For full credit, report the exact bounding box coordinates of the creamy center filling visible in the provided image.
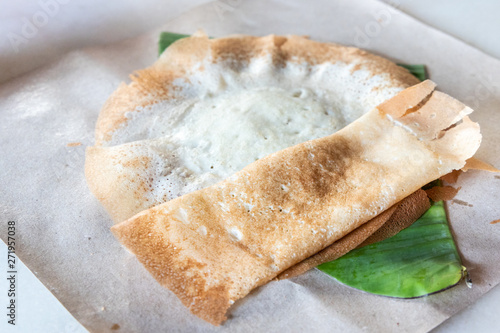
[169,86,345,175]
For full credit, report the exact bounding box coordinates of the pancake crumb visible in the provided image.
[452,199,473,207]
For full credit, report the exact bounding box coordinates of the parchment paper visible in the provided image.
[1,0,499,332]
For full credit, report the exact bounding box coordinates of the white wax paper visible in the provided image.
[1,0,499,332]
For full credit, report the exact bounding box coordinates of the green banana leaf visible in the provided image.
[158,32,190,56]
[318,202,465,298]
[157,32,465,298]
[399,64,427,82]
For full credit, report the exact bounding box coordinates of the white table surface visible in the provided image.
[1,0,499,332]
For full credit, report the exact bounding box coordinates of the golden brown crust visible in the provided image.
[111,81,480,325]
[424,185,460,202]
[111,211,233,325]
[94,32,419,146]
[441,170,462,184]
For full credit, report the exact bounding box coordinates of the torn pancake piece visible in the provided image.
[111,80,481,325]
